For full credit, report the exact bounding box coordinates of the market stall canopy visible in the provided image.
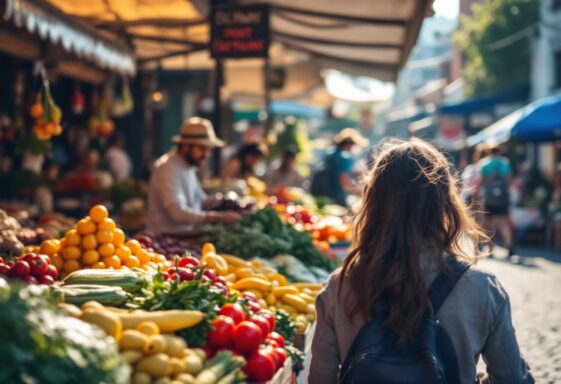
[43,0,432,82]
[2,0,135,75]
[467,93,561,147]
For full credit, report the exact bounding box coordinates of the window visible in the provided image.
[555,50,561,89]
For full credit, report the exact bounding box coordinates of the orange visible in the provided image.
[115,245,131,262]
[96,230,114,244]
[124,255,140,268]
[50,254,64,271]
[65,229,81,246]
[112,228,125,247]
[98,218,116,232]
[40,239,60,256]
[98,243,116,258]
[77,218,96,235]
[89,205,109,223]
[202,243,216,255]
[63,259,80,273]
[92,261,107,269]
[136,249,151,265]
[125,239,142,254]
[102,255,121,268]
[81,234,98,250]
[82,249,100,265]
[153,254,167,264]
[62,246,81,260]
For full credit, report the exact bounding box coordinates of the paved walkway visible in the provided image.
[478,246,561,383]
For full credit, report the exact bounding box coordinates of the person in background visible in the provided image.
[267,147,303,191]
[106,132,132,182]
[477,146,515,259]
[147,117,241,234]
[34,160,59,214]
[461,148,482,207]
[220,142,267,181]
[311,128,368,207]
[309,138,533,384]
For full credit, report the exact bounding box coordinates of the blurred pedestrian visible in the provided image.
[461,148,482,207]
[267,147,303,191]
[220,142,267,181]
[310,138,533,384]
[477,146,514,259]
[106,132,132,182]
[310,128,368,206]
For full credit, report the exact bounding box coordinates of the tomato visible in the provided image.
[178,256,200,268]
[203,268,216,281]
[246,300,261,314]
[45,264,59,280]
[38,275,55,285]
[265,332,285,348]
[264,346,281,371]
[0,264,10,275]
[257,310,276,332]
[251,316,271,341]
[275,347,287,366]
[23,274,38,284]
[39,254,51,265]
[211,282,227,294]
[232,321,263,353]
[177,267,195,282]
[242,291,258,302]
[19,253,36,263]
[219,303,246,324]
[0,257,4,264]
[162,271,170,280]
[11,260,30,278]
[29,257,48,277]
[207,315,236,348]
[214,276,227,286]
[243,349,276,382]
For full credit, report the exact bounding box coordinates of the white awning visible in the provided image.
[466,108,524,147]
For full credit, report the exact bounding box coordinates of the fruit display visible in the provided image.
[0,253,58,285]
[0,280,129,383]
[39,205,170,278]
[88,95,115,138]
[0,209,24,256]
[30,82,63,141]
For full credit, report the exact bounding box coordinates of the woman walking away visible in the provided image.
[309,138,533,384]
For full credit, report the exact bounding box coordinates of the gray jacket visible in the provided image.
[309,256,534,384]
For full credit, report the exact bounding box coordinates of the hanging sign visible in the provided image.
[211,5,270,59]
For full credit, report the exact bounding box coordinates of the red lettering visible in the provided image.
[223,27,253,39]
[213,41,231,52]
[232,40,264,52]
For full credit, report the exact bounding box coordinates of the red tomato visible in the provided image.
[19,253,36,264]
[203,268,217,281]
[257,310,276,332]
[162,271,170,280]
[219,303,246,324]
[23,275,38,284]
[242,291,258,302]
[0,256,4,264]
[29,257,48,277]
[39,254,51,265]
[266,339,280,349]
[232,321,263,353]
[275,347,287,366]
[11,260,30,278]
[214,276,227,285]
[251,316,271,341]
[246,300,261,314]
[243,349,276,382]
[38,275,55,285]
[265,332,286,348]
[45,264,58,280]
[207,315,236,348]
[0,264,10,275]
[178,256,199,268]
[177,268,195,282]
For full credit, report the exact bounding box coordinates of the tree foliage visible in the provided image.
[454,0,539,97]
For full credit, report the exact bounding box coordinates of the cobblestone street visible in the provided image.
[478,247,561,383]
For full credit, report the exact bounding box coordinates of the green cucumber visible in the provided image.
[63,269,145,293]
[54,284,129,307]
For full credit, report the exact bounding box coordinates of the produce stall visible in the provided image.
[0,201,337,383]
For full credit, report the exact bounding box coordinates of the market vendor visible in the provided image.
[220,142,268,181]
[146,117,242,234]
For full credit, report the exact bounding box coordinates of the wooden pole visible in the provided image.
[264,57,272,139]
[213,59,224,177]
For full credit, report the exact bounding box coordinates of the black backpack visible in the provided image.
[338,257,469,384]
[310,153,335,199]
[483,166,509,208]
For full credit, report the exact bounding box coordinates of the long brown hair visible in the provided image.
[339,138,488,345]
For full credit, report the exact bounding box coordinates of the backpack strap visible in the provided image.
[428,257,470,315]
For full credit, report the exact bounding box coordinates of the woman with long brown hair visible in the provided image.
[309,139,533,383]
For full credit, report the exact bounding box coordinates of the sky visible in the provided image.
[433,0,460,19]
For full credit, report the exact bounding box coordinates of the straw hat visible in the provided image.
[334,128,369,148]
[172,117,225,147]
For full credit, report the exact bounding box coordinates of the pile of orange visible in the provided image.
[39,205,169,278]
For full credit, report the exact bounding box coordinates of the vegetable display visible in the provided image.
[201,206,337,273]
[0,252,58,285]
[0,279,128,383]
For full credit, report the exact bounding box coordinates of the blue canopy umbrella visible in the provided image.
[511,94,561,142]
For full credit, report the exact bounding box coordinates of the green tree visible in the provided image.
[455,0,539,97]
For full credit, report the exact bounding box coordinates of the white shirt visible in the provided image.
[146,149,207,234]
[461,163,480,199]
[106,147,132,182]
